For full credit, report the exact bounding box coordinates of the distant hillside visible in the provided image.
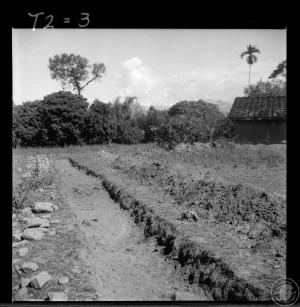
[144,100,233,115]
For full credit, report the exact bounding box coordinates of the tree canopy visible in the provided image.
[49,53,106,95]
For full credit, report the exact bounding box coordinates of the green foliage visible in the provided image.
[240,44,260,65]
[143,106,168,142]
[160,100,225,147]
[37,91,89,146]
[114,121,144,144]
[84,99,117,144]
[13,100,43,147]
[212,117,235,141]
[49,53,106,95]
[269,60,286,80]
[244,79,286,97]
[156,115,211,149]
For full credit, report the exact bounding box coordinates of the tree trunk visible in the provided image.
[248,64,251,92]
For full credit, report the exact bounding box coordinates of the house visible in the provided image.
[228,96,286,144]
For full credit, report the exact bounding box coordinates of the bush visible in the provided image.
[212,117,235,141]
[114,122,144,144]
[83,100,117,144]
[156,115,211,149]
[37,91,89,146]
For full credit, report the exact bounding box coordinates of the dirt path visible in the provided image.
[56,159,208,301]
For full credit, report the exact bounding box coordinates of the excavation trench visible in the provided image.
[68,157,270,301]
[57,159,207,301]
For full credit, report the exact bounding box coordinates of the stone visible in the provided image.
[14,287,28,301]
[40,219,50,228]
[13,240,29,248]
[17,247,28,257]
[26,217,44,228]
[21,262,39,273]
[13,259,21,265]
[41,214,51,219]
[58,276,69,284]
[46,292,68,301]
[39,228,49,233]
[38,188,45,192]
[12,213,16,219]
[13,221,18,227]
[21,207,34,218]
[51,219,60,224]
[32,202,55,213]
[30,271,52,289]
[52,205,59,211]
[13,231,23,242]
[22,228,44,241]
[19,278,31,288]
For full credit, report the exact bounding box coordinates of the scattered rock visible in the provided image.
[13,240,29,248]
[32,202,56,213]
[14,287,28,301]
[46,292,68,301]
[22,228,44,241]
[58,276,69,284]
[41,214,51,219]
[26,217,44,228]
[21,262,39,273]
[38,188,45,193]
[13,231,23,242]
[51,219,60,224]
[13,259,21,265]
[21,207,34,218]
[30,271,52,289]
[39,228,49,233]
[17,247,29,257]
[40,219,50,228]
[19,278,31,288]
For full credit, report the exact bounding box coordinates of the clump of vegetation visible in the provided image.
[13,157,55,211]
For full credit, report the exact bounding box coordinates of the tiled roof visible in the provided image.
[228,96,286,120]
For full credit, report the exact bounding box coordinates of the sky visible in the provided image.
[13,29,286,108]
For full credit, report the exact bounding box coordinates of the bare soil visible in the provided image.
[69,148,286,299]
[55,159,208,301]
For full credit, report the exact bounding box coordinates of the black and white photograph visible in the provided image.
[12,27,289,303]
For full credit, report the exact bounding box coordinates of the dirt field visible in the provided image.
[12,143,286,301]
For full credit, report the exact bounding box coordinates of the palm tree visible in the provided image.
[240,44,260,91]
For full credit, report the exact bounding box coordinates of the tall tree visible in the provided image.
[49,53,106,96]
[240,44,260,91]
[269,60,286,80]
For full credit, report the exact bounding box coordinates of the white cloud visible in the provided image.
[116,58,273,108]
[116,57,158,97]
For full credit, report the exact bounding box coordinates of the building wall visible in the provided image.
[233,119,286,144]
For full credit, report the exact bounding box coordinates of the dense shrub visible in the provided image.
[13,100,43,147]
[37,91,89,146]
[143,106,168,142]
[212,117,235,141]
[114,121,144,144]
[84,99,117,144]
[156,115,211,149]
